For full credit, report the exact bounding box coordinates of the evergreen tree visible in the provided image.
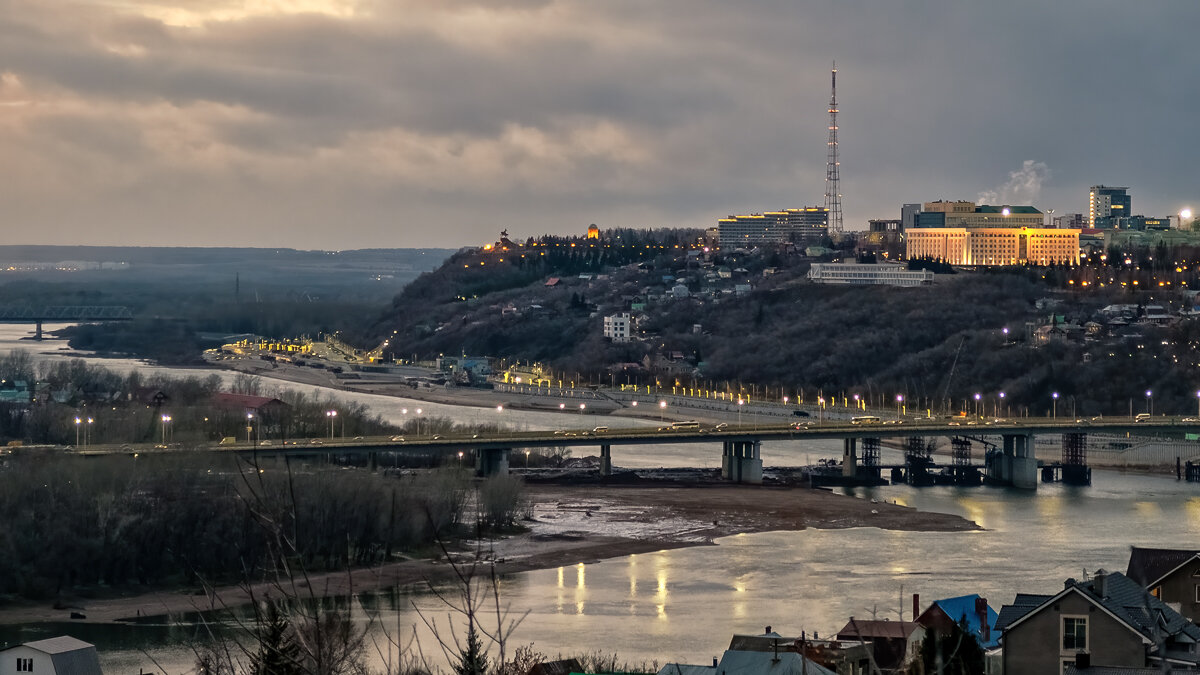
[251,599,303,675]
[454,623,490,675]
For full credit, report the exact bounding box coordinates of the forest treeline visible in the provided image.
[0,453,526,601]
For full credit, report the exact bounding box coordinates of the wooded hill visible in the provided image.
[365,232,1200,417]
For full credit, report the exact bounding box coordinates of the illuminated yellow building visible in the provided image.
[907,227,1080,266]
[587,224,600,240]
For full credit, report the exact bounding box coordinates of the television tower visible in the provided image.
[824,62,843,233]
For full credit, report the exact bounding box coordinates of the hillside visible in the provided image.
[365,233,1200,417]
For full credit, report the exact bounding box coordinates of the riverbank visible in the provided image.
[0,482,977,626]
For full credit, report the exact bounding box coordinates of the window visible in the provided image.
[1195,584,1200,603]
[16,657,34,672]
[1063,616,1088,651]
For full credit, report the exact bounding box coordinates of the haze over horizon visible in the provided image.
[2,0,1197,249]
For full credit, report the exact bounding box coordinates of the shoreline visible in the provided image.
[0,483,978,627]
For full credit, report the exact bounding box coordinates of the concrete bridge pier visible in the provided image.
[990,433,1037,489]
[599,444,612,476]
[842,438,858,478]
[721,440,762,484]
[475,447,510,477]
[34,320,43,341]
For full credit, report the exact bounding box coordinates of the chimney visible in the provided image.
[765,626,772,635]
[976,597,990,643]
[912,593,920,621]
[712,657,718,668]
[1075,651,1090,669]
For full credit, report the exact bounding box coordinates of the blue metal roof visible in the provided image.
[930,594,1000,649]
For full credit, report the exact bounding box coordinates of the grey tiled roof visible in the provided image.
[1126,547,1199,587]
[993,593,1051,633]
[996,572,1200,661]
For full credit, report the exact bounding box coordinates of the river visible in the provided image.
[1,325,1198,673]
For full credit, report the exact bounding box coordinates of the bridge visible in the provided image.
[72,416,1200,490]
[0,305,134,339]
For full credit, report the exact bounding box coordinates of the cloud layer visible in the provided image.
[0,0,1197,248]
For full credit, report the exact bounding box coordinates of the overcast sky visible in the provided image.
[1,0,1197,249]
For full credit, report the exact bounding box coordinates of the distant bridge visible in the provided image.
[0,305,134,338]
[71,416,1200,490]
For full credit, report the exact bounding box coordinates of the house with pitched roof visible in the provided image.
[995,571,1200,675]
[835,620,924,673]
[916,594,1000,650]
[1126,546,1200,624]
[658,630,837,675]
[0,636,103,675]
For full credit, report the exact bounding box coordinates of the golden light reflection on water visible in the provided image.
[655,555,669,620]
[575,563,587,615]
[955,497,988,530]
[1187,498,1200,527]
[1134,501,1162,519]
[1036,494,1063,518]
[733,578,747,619]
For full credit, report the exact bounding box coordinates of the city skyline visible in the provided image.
[1,0,1197,249]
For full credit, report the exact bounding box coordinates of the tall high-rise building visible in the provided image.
[1088,185,1131,228]
[901,204,921,231]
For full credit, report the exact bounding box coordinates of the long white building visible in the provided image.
[807,263,934,287]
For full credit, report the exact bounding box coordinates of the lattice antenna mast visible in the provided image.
[824,62,843,233]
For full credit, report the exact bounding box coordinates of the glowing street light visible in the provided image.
[998,391,1006,418]
[974,393,982,418]
[1195,390,1200,417]
[1145,390,1153,417]
[326,409,337,438]
[416,408,423,437]
[86,417,94,447]
[737,398,744,426]
[524,449,531,468]
[659,400,666,423]
[895,394,904,420]
[74,416,82,447]
[1051,392,1059,419]
[161,414,172,445]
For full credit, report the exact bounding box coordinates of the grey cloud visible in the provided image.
[0,0,1198,248]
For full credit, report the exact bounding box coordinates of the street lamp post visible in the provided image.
[87,417,94,447]
[1051,392,1059,419]
[416,408,423,437]
[737,398,744,426]
[161,414,172,445]
[1195,391,1200,417]
[326,410,337,439]
[525,449,530,468]
[973,393,981,418]
[75,416,81,447]
[659,400,666,423]
[895,394,904,421]
[1146,390,1153,417]
[998,392,1006,418]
